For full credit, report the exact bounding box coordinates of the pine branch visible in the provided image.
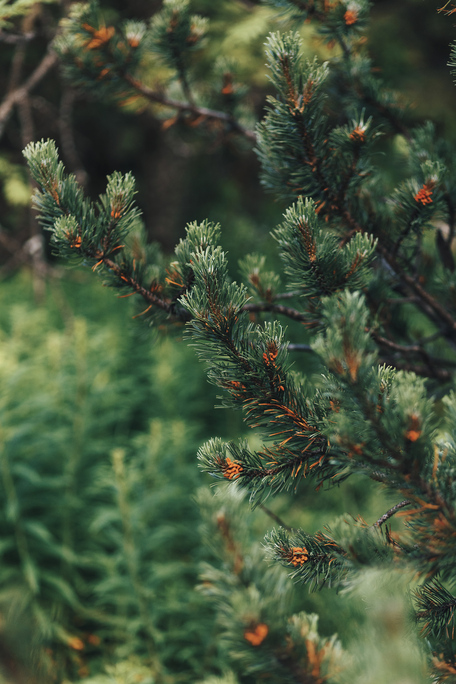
[266,526,348,589]
[325,203,456,344]
[259,35,453,345]
[101,256,173,315]
[342,220,456,340]
[124,74,257,142]
[415,579,456,639]
[357,89,412,141]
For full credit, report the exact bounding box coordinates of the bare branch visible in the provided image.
[0,50,59,141]
[381,361,451,383]
[258,504,293,531]
[272,290,303,300]
[0,30,36,44]
[242,301,307,321]
[376,244,456,337]
[373,332,456,365]
[287,343,313,352]
[58,87,88,186]
[124,74,257,143]
[374,500,411,527]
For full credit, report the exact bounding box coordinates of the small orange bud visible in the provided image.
[85,25,115,50]
[344,10,358,25]
[405,414,422,442]
[223,456,243,480]
[221,73,234,96]
[87,634,101,646]
[406,430,421,442]
[68,637,84,651]
[244,623,268,646]
[414,183,434,205]
[290,546,309,566]
[67,233,82,249]
[350,126,365,143]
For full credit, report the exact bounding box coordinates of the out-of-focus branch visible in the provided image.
[0,30,37,44]
[58,87,88,186]
[124,74,257,143]
[0,50,59,141]
[374,500,411,527]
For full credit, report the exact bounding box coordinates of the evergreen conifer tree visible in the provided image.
[21,0,456,681]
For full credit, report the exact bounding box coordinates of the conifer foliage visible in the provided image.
[22,0,456,681]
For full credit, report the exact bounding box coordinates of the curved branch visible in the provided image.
[384,361,451,382]
[376,243,456,336]
[0,49,58,141]
[124,74,257,143]
[374,500,411,527]
[373,331,456,381]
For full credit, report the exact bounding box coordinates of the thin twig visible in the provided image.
[287,343,313,352]
[380,244,456,335]
[337,34,350,60]
[362,93,412,142]
[374,500,411,527]
[242,301,307,321]
[59,87,88,186]
[419,330,449,345]
[0,30,36,44]
[124,74,257,142]
[258,503,293,531]
[272,290,302,300]
[385,296,420,305]
[373,332,440,359]
[381,361,451,382]
[18,96,34,147]
[373,331,456,381]
[0,50,59,141]
[344,226,456,338]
